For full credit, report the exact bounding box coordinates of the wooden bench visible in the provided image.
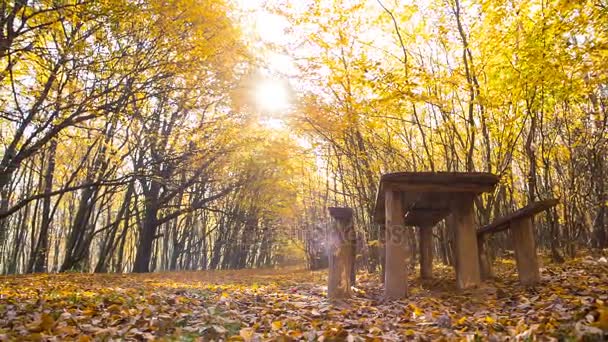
[476,198,558,285]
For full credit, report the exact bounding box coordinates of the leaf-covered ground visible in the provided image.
[1,257,607,341]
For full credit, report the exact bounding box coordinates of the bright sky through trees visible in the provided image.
[234,0,294,117]
[255,79,291,112]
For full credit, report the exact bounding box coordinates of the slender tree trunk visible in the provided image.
[29,140,58,273]
[592,149,607,249]
[133,184,160,272]
[94,183,134,273]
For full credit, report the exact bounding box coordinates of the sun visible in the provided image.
[255,79,290,112]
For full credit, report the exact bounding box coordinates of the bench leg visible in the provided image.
[477,234,493,280]
[384,190,409,299]
[419,226,433,279]
[511,217,540,285]
[451,196,481,290]
[327,215,354,299]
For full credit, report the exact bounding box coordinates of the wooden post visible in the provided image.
[510,217,540,285]
[384,190,409,299]
[379,224,386,284]
[444,214,456,267]
[477,234,493,280]
[419,226,433,279]
[451,195,481,289]
[327,207,354,299]
[350,229,357,286]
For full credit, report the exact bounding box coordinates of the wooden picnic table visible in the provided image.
[373,172,499,299]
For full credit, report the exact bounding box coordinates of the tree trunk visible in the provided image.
[133,199,159,273]
[29,140,57,273]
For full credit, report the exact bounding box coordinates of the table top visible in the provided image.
[373,172,499,226]
[328,207,353,220]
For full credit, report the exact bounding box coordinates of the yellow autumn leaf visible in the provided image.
[369,326,382,335]
[271,320,283,331]
[409,304,423,317]
[82,309,96,316]
[289,330,303,338]
[40,314,55,331]
[593,307,608,331]
[240,327,255,341]
[55,325,78,335]
[107,304,121,313]
[27,313,55,333]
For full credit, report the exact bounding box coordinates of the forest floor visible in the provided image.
[1,256,607,341]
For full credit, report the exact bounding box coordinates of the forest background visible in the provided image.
[0,0,606,276]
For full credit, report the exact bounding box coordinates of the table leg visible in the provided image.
[385,190,409,299]
[511,217,540,285]
[419,226,433,279]
[477,234,493,280]
[379,224,386,284]
[451,195,481,289]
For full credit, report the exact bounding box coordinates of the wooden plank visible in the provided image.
[419,226,433,279]
[382,172,500,187]
[327,207,355,299]
[385,181,496,194]
[451,195,481,289]
[511,217,541,285]
[384,190,410,299]
[328,207,354,220]
[404,208,451,227]
[477,199,558,235]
